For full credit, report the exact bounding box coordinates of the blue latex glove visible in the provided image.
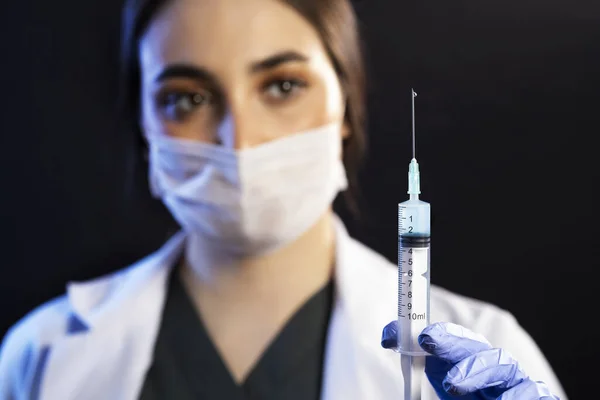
[381,321,560,399]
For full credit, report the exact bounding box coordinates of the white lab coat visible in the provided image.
[0,217,567,400]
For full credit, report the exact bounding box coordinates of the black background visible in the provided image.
[1,0,598,398]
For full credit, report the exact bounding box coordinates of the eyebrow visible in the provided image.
[154,64,220,85]
[249,50,308,73]
[153,50,309,84]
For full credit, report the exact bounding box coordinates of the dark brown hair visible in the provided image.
[119,0,367,215]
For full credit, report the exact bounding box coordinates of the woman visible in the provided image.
[0,0,567,399]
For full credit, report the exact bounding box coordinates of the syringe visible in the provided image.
[397,89,431,400]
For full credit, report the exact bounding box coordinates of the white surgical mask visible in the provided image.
[145,123,348,257]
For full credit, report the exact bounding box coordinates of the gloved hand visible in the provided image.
[381,321,560,399]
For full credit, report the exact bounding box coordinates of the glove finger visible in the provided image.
[418,322,492,364]
[496,379,560,400]
[442,348,528,396]
[381,320,398,350]
[424,356,456,400]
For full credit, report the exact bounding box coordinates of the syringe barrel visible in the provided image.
[399,198,430,236]
[398,199,431,356]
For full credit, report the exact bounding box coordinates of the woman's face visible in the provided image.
[139,0,348,148]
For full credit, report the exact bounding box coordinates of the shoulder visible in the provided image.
[342,235,510,323]
[1,295,71,352]
[0,267,139,395]
[0,232,185,394]
[430,284,514,331]
[343,233,520,330]
[0,295,71,395]
[345,235,536,344]
[0,265,153,359]
[0,267,125,357]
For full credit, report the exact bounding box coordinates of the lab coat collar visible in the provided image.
[66,230,186,330]
[65,215,366,332]
[45,233,187,399]
[58,215,398,399]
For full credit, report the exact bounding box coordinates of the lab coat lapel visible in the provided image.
[35,216,406,400]
[38,233,186,400]
[322,217,403,400]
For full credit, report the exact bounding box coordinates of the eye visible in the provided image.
[262,79,307,102]
[158,91,212,121]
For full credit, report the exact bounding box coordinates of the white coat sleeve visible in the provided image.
[474,307,568,400]
[0,326,23,400]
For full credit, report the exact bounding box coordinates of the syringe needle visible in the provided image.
[412,89,417,159]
